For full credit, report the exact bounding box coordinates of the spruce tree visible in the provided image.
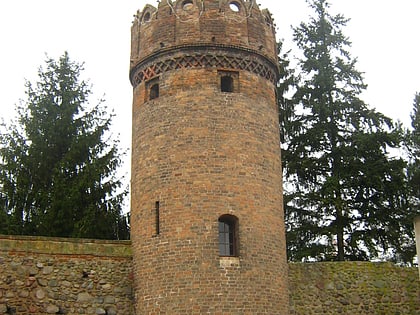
[407,93,420,213]
[405,93,420,263]
[0,52,128,239]
[279,0,411,262]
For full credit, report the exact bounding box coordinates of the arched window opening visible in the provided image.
[150,83,159,100]
[143,12,151,23]
[182,0,194,10]
[218,215,238,256]
[229,2,241,12]
[219,70,239,93]
[221,76,234,93]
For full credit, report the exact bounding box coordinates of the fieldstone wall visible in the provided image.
[289,262,420,314]
[0,235,133,315]
[2,235,420,314]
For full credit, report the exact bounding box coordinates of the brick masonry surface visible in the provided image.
[130,0,288,314]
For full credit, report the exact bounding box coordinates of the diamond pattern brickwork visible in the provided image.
[130,48,278,87]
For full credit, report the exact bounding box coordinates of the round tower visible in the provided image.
[129,0,288,313]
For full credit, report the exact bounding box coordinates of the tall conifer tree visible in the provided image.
[279,0,411,261]
[407,93,420,212]
[0,52,128,239]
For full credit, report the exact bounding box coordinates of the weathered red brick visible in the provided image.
[130,1,288,314]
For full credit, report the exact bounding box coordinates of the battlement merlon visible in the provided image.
[130,0,278,72]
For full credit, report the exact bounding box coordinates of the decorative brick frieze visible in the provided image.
[130,45,279,87]
[129,1,289,314]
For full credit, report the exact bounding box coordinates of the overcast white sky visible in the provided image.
[0,0,419,188]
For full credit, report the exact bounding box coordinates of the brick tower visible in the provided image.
[129,0,288,313]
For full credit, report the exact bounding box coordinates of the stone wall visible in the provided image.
[0,235,133,315]
[289,262,420,314]
[2,235,420,314]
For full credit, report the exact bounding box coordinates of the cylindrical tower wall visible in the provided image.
[130,1,288,313]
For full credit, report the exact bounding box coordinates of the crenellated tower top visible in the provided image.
[129,0,278,87]
[129,1,289,313]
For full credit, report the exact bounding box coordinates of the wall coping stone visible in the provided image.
[0,234,132,258]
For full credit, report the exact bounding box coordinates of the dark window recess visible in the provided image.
[218,215,238,256]
[221,76,234,93]
[182,0,194,10]
[143,12,151,23]
[150,83,159,100]
[155,201,160,235]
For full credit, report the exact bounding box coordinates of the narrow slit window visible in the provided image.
[218,215,238,256]
[155,201,160,235]
[221,76,234,93]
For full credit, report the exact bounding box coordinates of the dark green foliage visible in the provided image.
[0,52,128,239]
[279,0,413,262]
[404,93,420,252]
[407,93,420,205]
